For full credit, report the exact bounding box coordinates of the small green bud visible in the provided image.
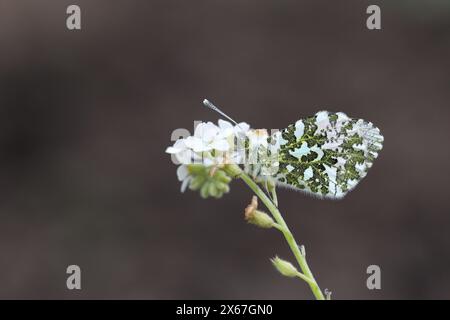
[189,176,205,190]
[200,183,210,198]
[215,182,230,193]
[270,256,299,278]
[186,165,232,199]
[215,170,232,184]
[246,210,275,228]
[244,196,275,228]
[223,164,242,178]
[208,182,218,197]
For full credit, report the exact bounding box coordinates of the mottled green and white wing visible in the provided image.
[269,111,383,199]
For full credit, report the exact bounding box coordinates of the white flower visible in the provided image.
[217,119,234,137]
[166,119,251,167]
[184,122,230,152]
[165,139,193,164]
[218,119,250,138]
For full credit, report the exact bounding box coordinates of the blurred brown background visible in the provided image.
[0,0,449,299]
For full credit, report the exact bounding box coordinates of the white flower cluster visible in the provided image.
[166,120,250,166]
[166,120,250,192]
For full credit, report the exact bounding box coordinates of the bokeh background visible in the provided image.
[1,0,450,299]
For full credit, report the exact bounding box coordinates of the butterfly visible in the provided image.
[204,100,384,199]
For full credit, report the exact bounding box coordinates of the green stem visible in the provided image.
[235,168,325,300]
[267,179,278,207]
[271,188,278,207]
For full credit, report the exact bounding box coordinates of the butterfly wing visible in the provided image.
[268,111,384,199]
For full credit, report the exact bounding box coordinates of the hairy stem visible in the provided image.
[267,179,278,207]
[232,167,325,300]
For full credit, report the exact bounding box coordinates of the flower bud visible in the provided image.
[246,210,275,229]
[244,196,275,228]
[270,256,299,278]
[186,165,232,199]
[223,164,242,177]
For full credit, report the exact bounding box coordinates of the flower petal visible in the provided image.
[210,139,230,151]
[180,176,191,193]
[194,122,219,142]
[165,146,180,154]
[185,137,211,152]
[235,122,250,135]
[176,165,189,181]
[176,150,195,164]
[218,119,233,130]
[165,139,187,154]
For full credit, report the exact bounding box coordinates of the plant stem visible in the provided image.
[237,170,325,300]
[267,180,278,207]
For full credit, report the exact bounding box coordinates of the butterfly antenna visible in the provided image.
[203,99,240,126]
